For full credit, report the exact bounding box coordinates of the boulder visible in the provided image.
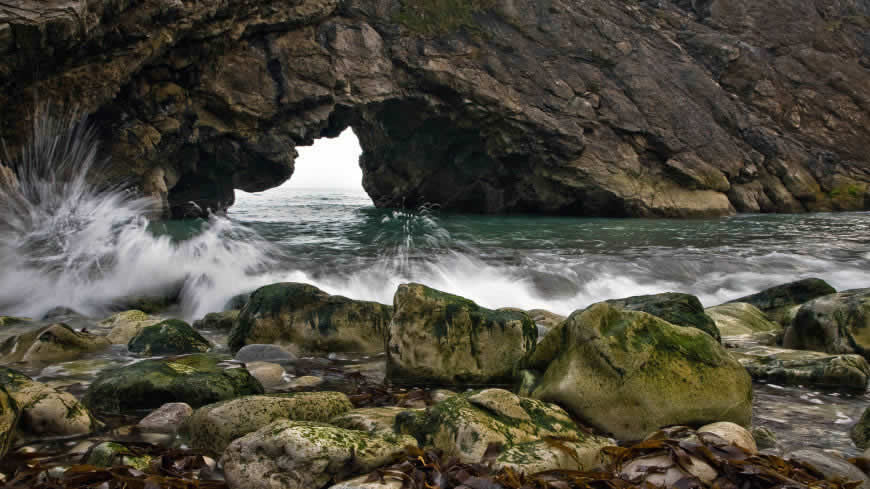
[222,420,416,489]
[526,309,566,329]
[0,367,97,437]
[705,302,781,337]
[128,319,212,355]
[728,278,837,324]
[229,283,393,355]
[193,310,239,331]
[246,361,286,388]
[787,449,869,489]
[101,310,161,344]
[184,392,353,455]
[330,407,413,434]
[606,292,721,341]
[0,385,19,460]
[83,354,263,414]
[137,402,193,434]
[783,289,870,359]
[387,284,537,385]
[0,323,110,364]
[698,422,757,454]
[529,303,752,440]
[732,345,870,390]
[851,407,870,450]
[397,388,611,464]
[234,344,297,363]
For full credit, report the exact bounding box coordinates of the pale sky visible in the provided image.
[284,129,364,189]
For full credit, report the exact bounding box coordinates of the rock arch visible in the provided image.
[1,0,868,218]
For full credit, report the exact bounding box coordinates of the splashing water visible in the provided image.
[0,111,278,320]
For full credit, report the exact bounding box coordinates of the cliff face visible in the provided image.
[0,0,868,218]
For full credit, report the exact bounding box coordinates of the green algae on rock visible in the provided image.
[83,354,263,414]
[529,303,752,440]
[728,278,837,325]
[396,388,609,464]
[222,420,416,489]
[0,366,97,437]
[783,288,870,359]
[0,323,110,364]
[128,319,212,355]
[193,310,239,331]
[330,406,416,434]
[229,282,393,355]
[184,391,354,455]
[732,345,870,390]
[86,441,153,471]
[102,310,161,344]
[605,292,721,342]
[387,284,537,385]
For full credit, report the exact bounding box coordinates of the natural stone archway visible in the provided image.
[0,0,868,218]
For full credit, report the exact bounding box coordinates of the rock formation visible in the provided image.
[0,0,868,217]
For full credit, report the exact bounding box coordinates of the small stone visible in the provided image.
[620,453,717,486]
[128,319,211,355]
[138,402,193,433]
[87,442,152,471]
[245,361,286,388]
[287,375,323,389]
[193,310,239,331]
[787,449,869,489]
[698,422,757,454]
[330,407,413,434]
[751,427,778,451]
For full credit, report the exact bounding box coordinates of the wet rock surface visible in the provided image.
[528,303,752,440]
[729,278,837,325]
[732,344,870,390]
[605,292,721,341]
[784,288,870,358]
[387,284,537,385]
[83,354,264,414]
[128,319,212,355]
[2,0,868,218]
[229,283,392,355]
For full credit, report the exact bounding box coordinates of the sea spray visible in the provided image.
[0,110,278,320]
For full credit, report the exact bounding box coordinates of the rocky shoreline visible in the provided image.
[1,277,870,488]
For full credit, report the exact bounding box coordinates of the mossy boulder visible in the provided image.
[529,303,752,440]
[330,407,415,434]
[0,366,97,437]
[222,420,416,489]
[851,407,870,450]
[229,283,393,355]
[387,284,537,385]
[732,345,870,390]
[0,385,19,460]
[396,388,610,464]
[728,278,836,325]
[101,310,160,344]
[605,292,721,342]
[184,391,353,455]
[128,319,211,355]
[83,354,264,414]
[193,310,239,331]
[783,289,870,359]
[705,302,781,337]
[0,323,110,364]
[86,441,152,470]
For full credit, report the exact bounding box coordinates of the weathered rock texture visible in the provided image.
[1,0,868,218]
